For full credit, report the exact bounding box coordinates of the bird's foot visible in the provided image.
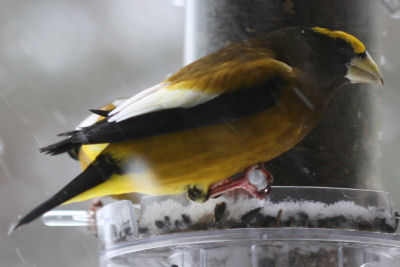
[209,164,273,200]
[88,198,104,237]
[187,185,209,202]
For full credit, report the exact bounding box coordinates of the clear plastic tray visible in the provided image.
[100,228,400,267]
[91,186,400,267]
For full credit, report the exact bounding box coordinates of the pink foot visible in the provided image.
[88,198,103,237]
[209,164,273,200]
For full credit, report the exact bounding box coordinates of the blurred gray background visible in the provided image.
[0,1,399,266]
[1,1,184,266]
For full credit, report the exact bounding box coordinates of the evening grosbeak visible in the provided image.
[12,26,383,231]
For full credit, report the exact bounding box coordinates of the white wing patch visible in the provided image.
[109,83,163,117]
[108,83,219,123]
[76,113,101,129]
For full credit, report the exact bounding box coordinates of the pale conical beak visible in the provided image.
[345,51,384,86]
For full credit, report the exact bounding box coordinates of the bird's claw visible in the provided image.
[209,164,273,200]
[88,198,103,237]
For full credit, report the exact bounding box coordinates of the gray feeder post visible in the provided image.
[184,0,381,189]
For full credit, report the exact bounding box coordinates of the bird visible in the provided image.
[11,26,383,232]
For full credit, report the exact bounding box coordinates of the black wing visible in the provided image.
[40,77,283,155]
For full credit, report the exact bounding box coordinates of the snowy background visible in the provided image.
[0,1,184,266]
[1,1,399,266]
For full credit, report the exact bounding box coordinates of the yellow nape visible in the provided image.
[312,27,366,54]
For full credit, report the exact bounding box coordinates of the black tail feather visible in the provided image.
[10,154,117,233]
[9,191,66,233]
[40,136,81,155]
[42,121,108,155]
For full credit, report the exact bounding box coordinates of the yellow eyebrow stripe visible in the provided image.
[312,27,366,54]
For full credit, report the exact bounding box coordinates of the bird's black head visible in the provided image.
[270,26,383,88]
[310,26,366,63]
